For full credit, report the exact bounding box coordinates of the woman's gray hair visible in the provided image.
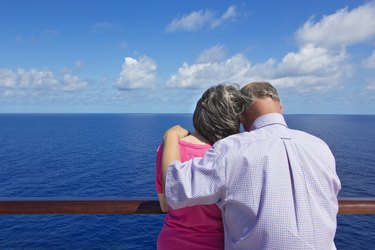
[193,84,249,144]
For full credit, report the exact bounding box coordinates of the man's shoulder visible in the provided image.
[213,132,262,152]
[288,128,328,145]
[213,126,329,148]
[212,132,247,149]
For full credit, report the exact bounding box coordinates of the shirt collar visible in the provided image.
[251,113,287,131]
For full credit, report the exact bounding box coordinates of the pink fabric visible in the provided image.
[155,140,224,250]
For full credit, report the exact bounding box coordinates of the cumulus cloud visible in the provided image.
[167,53,274,88]
[271,44,350,91]
[363,49,375,69]
[296,2,375,47]
[276,44,347,77]
[116,56,157,90]
[0,68,87,94]
[165,5,237,32]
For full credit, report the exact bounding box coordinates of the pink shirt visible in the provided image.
[155,140,224,250]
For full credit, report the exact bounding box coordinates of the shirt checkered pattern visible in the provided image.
[166,113,341,250]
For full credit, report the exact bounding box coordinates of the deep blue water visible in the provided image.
[0,114,374,249]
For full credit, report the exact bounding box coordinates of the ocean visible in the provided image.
[0,114,374,249]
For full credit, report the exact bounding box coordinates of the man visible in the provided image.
[162,82,341,249]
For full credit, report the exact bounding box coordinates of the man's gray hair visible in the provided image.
[193,84,248,144]
[241,81,280,106]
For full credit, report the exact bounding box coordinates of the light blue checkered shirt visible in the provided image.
[166,113,341,250]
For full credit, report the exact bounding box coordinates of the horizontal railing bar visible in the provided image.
[0,197,373,215]
[338,197,375,215]
[0,198,163,215]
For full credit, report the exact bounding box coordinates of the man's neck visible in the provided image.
[250,113,286,131]
[243,97,283,132]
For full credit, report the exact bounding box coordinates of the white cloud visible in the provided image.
[61,73,88,92]
[167,54,275,88]
[197,45,227,63]
[363,49,375,69]
[168,45,272,88]
[211,5,237,28]
[165,9,214,32]
[0,68,17,88]
[165,5,238,32]
[0,68,87,93]
[222,5,237,20]
[277,44,347,77]
[14,68,59,89]
[116,56,157,90]
[271,44,350,91]
[296,2,375,47]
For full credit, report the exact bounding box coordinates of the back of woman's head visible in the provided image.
[193,84,247,145]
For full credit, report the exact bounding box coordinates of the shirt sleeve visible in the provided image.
[165,146,226,210]
[155,144,163,194]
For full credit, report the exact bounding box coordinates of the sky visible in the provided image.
[1,0,375,114]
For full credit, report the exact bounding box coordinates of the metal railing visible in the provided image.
[0,197,374,215]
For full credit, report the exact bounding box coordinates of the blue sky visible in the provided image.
[1,0,375,114]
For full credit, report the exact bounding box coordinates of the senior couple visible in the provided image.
[155,82,341,250]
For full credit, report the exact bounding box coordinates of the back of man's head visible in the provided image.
[241,81,280,102]
[240,82,283,131]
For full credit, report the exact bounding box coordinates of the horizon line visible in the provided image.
[0,112,374,116]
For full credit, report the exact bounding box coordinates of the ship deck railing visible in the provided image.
[0,197,374,215]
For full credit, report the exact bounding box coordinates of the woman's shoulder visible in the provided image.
[179,136,211,149]
[181,134,205,143]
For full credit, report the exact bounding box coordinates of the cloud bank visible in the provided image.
[0,68,87,96]
[165,2,375,92]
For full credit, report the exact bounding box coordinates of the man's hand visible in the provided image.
[163,125,189,142]
[162,125,188,195]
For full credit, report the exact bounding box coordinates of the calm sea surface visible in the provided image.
[0,114,374,249]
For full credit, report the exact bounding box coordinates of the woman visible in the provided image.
[155,84,247,249]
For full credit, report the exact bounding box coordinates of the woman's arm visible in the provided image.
[162,125,189,194]
[155,145,169,213]
[157,193,168,212]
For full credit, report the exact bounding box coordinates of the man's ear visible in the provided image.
[240,113,246,125]
[280,102,284,113]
